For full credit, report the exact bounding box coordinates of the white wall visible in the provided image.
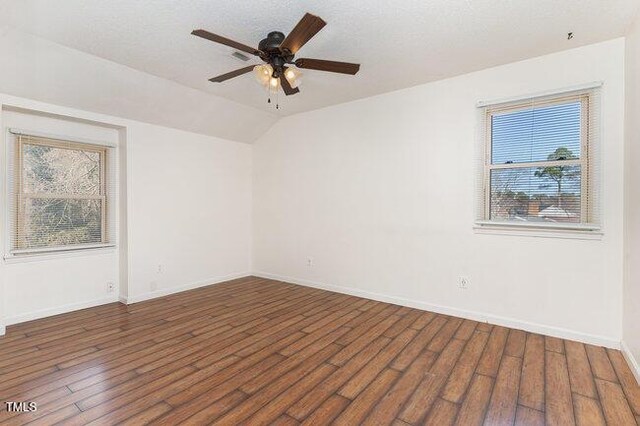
[253,39,626,347]
[0,93,252,328]
[125,122,252,302]
[624,15,640,380]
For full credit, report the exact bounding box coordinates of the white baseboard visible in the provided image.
[4,295,119,326]
[0,324,5,336]
[253,271,620,349]
[122,272,251,304]
[621,341,640,385]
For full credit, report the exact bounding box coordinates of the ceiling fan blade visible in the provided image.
[280,69,300,96]
[280,13,326,54]
[209,65,256,83]
[192,29,260,56]
[295,58,360,75]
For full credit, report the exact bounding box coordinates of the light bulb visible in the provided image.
[269,77,280,88]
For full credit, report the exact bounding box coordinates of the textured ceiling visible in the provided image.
[0,0,638,119]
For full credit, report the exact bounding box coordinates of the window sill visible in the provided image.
[473,221,603,240]
[4,244,116,263]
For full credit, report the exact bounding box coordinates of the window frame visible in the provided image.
[478,90,599,232]
[13,135,110,254]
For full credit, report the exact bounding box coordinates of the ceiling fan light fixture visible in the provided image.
[284,68,302,88]
[269,76,281,89]
[253,64,273,87]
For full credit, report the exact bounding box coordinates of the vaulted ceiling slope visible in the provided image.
[0,25,278,143]
[0,0,638,142]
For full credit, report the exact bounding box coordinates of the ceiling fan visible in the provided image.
[191,13,360,97]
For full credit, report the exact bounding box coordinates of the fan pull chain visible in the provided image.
[264,83,281,110]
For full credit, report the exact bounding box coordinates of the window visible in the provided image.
[9,133,115,254]
[477,87,600,231]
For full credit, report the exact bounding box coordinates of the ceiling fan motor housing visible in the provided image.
[259,31,285,52]
[258,31,294,77]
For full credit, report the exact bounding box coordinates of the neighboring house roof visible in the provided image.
[538,206,578,218]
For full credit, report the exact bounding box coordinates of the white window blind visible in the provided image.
[476,87,601,230]
[7,132,117,254]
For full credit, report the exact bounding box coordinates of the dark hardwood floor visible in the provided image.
[0,276,638,425]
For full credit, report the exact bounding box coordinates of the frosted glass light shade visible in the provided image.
[253,64,273,87]
[284,68,302,88]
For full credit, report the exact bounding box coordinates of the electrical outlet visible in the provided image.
[306,257,314,267]
[458,276,469,290]
[157,264,163,274]
[106,282,115,293]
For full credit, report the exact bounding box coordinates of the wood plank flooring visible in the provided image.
[0,276,638,425]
